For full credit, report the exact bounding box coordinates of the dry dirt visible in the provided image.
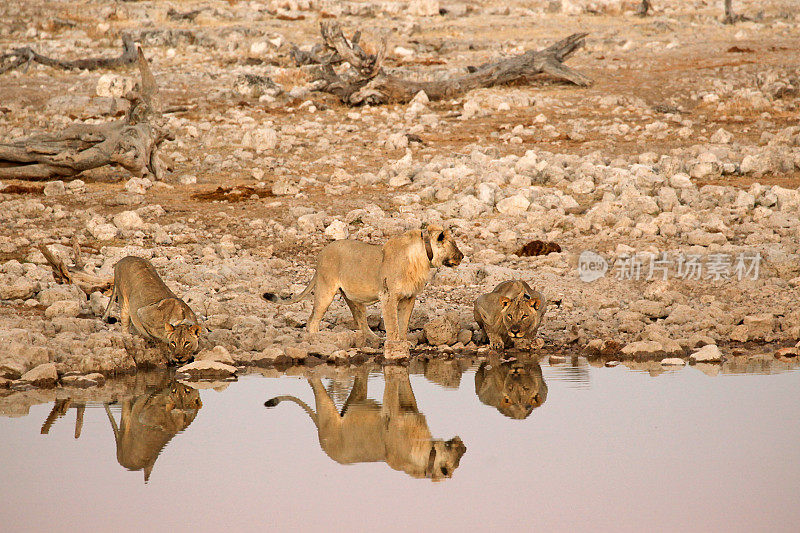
[1,0,799,376]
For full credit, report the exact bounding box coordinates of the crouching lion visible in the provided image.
[102,256,201,365]
[474,279,547,351]
[264,367,467,481]
[475,357,548,419]
[264,225,463,358]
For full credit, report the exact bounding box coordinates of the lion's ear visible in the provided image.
[501,297,511,308]
[164,322,175,333]
[529,297,541,310]
[190,325,201,337]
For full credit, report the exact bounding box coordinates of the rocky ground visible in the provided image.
[2,0,800,388]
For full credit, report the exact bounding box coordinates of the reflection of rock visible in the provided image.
[264,367,466,481]
[422,358,470,389]
[475,358,548,419]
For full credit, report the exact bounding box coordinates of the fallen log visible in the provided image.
[0,46,172,181]
[38,244,113,296]
[0,34,137,75]
[304,23,591,106]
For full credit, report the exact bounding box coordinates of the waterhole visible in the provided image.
[1,356,798,531]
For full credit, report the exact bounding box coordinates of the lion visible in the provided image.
[474,357,548,419]
[104,377,202,483]
[264,367,467,481]
[263,225,463,357]
[102,256,201,365]
[474,280,547,351]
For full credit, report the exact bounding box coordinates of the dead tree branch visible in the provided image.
[38,245,113,296]
[0,46,173,181]
[304,23,591,106]
[0,34,137,75]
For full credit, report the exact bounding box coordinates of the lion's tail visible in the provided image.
[262,272,316,305]
[264,395,318,428]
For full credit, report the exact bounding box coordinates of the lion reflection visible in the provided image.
[475,358,548,419]
[104,379,202,482]
[265,367,466,481]
[40,375,203,483]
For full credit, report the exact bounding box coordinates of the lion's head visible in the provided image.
[164,323,201,365]
[425,225,464,268]
[475,360,548,419]
[425,437,467,481]
[499,290,546,339]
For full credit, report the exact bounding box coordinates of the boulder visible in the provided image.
[496,194,530,215]
[45,300,82,318]
[196,346,235,365]
[177,360,238,378]
[324,220,350,240]
[20,363,58,388]
[620,341,666,360]
[113,210,145,230]
[61,373,105,388]
[0,279,40,300]
[423,314,459,346]
[689,344,723,363]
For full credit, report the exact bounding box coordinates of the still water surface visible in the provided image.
[1,357,799,532]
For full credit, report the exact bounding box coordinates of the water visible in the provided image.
[1,356,799,532]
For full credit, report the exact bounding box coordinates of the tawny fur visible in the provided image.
[104,378,202,483]
[102,256,201,364]
[475,357,548,420]
[265,367,466,481]
[264,225,463,358]
[474,279,547,351]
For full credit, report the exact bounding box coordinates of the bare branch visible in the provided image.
[0,34,137,74]
[305,24,591,106]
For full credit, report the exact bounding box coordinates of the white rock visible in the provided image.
[245,127,279,152]
[689,344,722,363]
[669,173,693,189]
[408,0,440,16]
[569,178,595,195]
[661,358,686,366]
[476,183,495,205]
[96,74,136,98]
[496,194,530,215]
[196,346,235,365]
[249,41,269,55]
[21,363,58,387]
[0,279,39,300]
[710,128,733,144]
[177,360,237,378]
[462,99,481,119]
[45,300,81,318]
[125,177,152,194]
[43,181,66,196]
[324,219,350,240]
[741,155,767,174]
[112,210,144,230]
